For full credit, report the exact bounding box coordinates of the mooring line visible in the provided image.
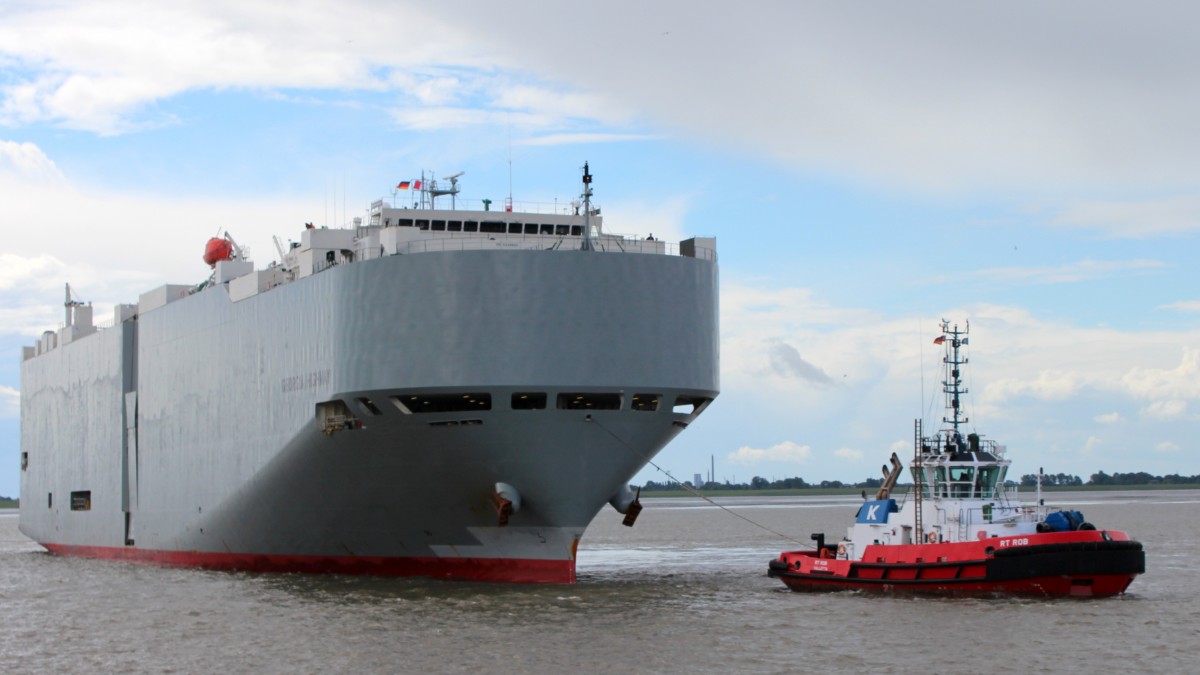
[588,416,812,548]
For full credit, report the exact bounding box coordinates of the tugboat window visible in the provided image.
[524,223,539,235]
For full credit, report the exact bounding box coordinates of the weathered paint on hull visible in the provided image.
[21,248,719,582]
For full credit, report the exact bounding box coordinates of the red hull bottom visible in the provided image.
[41,543,576,583]
[775,573,1137,598]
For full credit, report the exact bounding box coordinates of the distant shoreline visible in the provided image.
[641,483,1200,498]
[3,482,1197,508]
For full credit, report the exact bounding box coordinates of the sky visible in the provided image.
[1,1,1198,499]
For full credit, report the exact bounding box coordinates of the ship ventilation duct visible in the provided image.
[608,485,643,527]
[493,482,521,526]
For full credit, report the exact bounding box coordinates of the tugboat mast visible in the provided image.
[940,319,969,438]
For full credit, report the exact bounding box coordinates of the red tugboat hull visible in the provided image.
[768,530,1144,598]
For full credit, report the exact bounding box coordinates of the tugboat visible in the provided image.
[768,321,1144,597]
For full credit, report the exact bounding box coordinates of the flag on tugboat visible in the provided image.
[396,181,411,189]
[934,335,946,344]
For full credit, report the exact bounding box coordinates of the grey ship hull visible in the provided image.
[20,248,719,582]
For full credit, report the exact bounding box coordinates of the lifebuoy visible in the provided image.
[836,542,847,558]
[926,531,938,544]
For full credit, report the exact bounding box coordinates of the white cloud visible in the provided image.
[834,447,863,461]
[985,370,1083,403]
[1156,441,1180,453]
[0,1,483,133]
[1160,300,1200,313]
[0,386,18,418]
[0,140,66,182]
[7,2,1200,193]
[432,3,1200,194]
[1053,196,1200,237]
[0,253,70,292]
[888,440,911,456]
[518,133,660,147]
[1123,349,1200,400]
[923,259,1166,286]
[1082,436,1102,456]
[1094,412,1122,424]
[1141,400,1188,421]
[728,441,813,465]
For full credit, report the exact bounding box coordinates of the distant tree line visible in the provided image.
[1020,473,1084,487]
[641,476,885,491]
[1019,471,1200,486]
[1087,471,1200,485]
[643,470,1200,493]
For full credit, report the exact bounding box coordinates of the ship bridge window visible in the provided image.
[397,218,415,227]
[448,220,463,232]
[540,224,554,235]
[464,221,478,232]
[415,219,430,230]
[949,466,975,498]
[481,221,506,234]
[524,223,539,235]
[431,220,446,231]
[557,393,622,410]
[632,394,661,411]
[672,396,713,415]
[70,490,91,511]
[571,225,583,236]
[512,392,547,410]
[404,393,492,413]
[508,222,523,234]
[555,225,569,236]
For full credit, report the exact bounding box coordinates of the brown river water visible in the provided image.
[1,490,1196,673]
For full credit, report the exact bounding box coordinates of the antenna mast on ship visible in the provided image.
[939,319,970,439]
[428,172,463,209]
[580,162,594,251]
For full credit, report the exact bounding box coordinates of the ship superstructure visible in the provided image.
[19,165,720,582]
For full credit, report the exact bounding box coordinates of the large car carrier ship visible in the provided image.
[19,165,719,582]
